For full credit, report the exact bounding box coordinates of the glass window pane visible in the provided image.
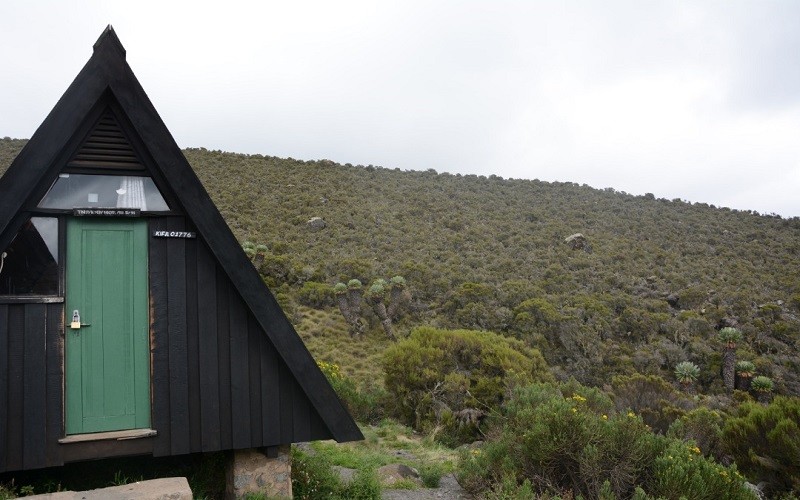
[0,217,59,295]
[39,174,170,211]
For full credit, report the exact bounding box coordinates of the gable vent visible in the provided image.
[67,110,145,170]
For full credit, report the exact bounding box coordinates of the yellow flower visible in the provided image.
[627,411,636,418]
[602,414,608,420]
[571,408,578,413]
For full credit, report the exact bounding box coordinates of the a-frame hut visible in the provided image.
[0,26,362,480]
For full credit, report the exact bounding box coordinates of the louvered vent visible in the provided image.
[67,110,145,170]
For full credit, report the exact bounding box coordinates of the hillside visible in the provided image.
[2,137,799,396]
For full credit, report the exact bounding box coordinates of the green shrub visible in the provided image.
[459,382,663,499]
[317,361,387,424]
[297,281,334,308]
[611,373,690,433]
[383,327,552,444]
[648,440,753,500]
[458,381,755,500]
[291,447,380,500]
[418,462,446,488]
[667,407,724,459]
[290,447,341,499]
[339,469,381,499]
[722,396,800,495]
[258,253,294,287]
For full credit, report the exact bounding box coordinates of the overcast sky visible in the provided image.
[1,1,799,217]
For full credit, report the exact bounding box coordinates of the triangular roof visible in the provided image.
[0,26,362,443]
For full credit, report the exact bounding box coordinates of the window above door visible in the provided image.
[39,174,170,212]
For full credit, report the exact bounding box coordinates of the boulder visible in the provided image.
[666,293,680,308]
[307,217,327,231]
[377,463,421,486]
[564,233,591,252]
[332,465,357,484]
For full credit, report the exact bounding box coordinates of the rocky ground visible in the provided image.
[381,473,471,499]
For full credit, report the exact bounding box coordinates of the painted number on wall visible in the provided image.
[152,230,196,239]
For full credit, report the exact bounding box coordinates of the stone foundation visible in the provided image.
[226,446,292,499]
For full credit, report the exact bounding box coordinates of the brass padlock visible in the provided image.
[70,310,81,330]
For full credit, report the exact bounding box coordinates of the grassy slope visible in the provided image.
[2,138,799,395]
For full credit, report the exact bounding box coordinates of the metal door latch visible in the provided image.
[70,310,81,329]
[70,310,90,329]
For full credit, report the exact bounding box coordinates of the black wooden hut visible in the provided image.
[0,26,362,473]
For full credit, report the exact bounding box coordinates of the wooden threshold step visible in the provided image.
[58,428,157,444]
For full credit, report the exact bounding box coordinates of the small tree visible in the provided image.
[333,276,409,340]
[386,276,411,320]
[734,361,755,391]
[718,327,742,391]
[674,361,700,393]
[365,282,395,340]
[334,282,363,337]
[254,243,268,266]
[751,376,774,404]
[346,279,363,314]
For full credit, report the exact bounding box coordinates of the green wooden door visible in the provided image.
[65,218,150,434]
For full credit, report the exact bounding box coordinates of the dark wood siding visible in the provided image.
[0,303,64,471]
[149,217,334,457]
[0,215,336,474]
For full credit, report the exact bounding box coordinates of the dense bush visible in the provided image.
[611,373,692,433]
[667,407,725,459]
[648,440,753,500]
[459,382,755,499]
[317,361,387,424]
[459,382,662,498]
[383,327,551,443]
[722,396,800,495]
[297,281,334,308]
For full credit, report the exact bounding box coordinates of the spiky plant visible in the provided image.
[751,376,774,404]
[674,361,700,393]
[390,276,406,287]
[735,361,756,391]
[718,327,742,391]
[365,283,385,302]
[718,327,742,348]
